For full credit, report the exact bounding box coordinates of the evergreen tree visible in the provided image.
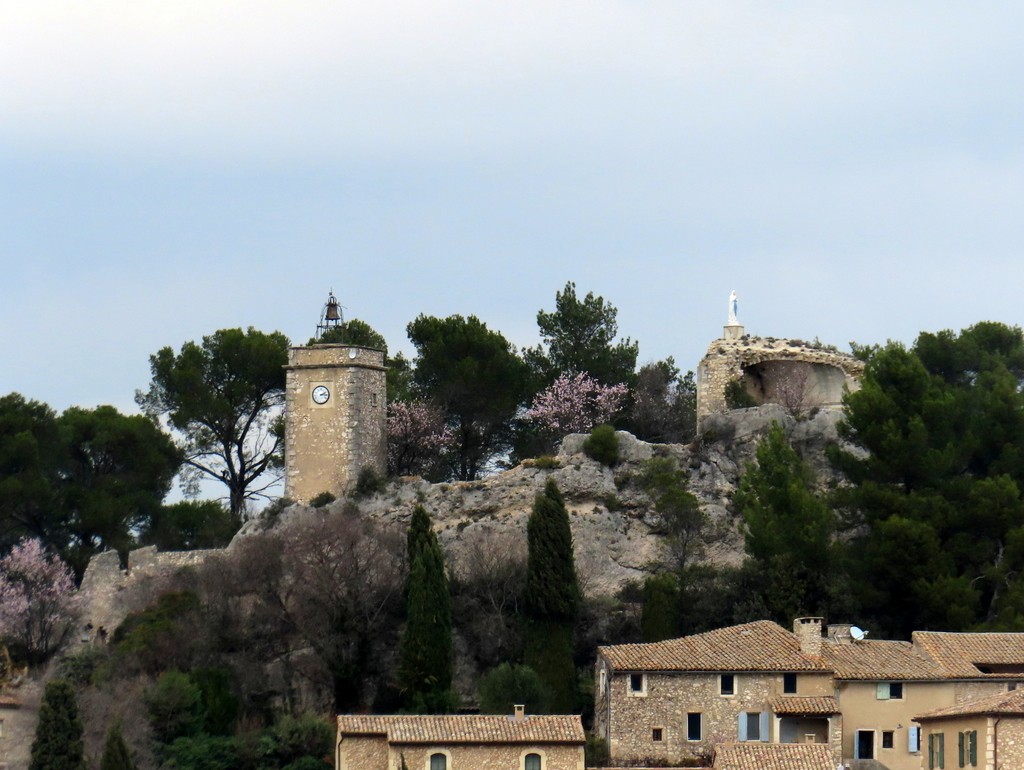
[734,423,838,623]
[524,478,580,713]
[100,722,136,770]
[29,679,86,770]
[398,507,453,712]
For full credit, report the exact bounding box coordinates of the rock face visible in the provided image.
[243,403,852,597]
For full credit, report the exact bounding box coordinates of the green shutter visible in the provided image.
[939,733,945,769]
[969,730,977,767]
[958,731,964,767]
[877,682,890,700]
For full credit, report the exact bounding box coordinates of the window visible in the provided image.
[909,726,922,753]
[652,728,663,742]
[882,731,894,749]
[958,730,977,767]
[720,673,735,696]
[629,673,646,695]
[876,681,904,700]
[929,733,946,769]
[599,669,607,694]
[524,753,542,770]
[739,712,768,742]
[430,754,447,770]
[687,713,702,742]
[783,673,797,694]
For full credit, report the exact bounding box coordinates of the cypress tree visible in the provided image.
[29,679,86,770]
[524,478,580,713]
[100,722,136,770]
[399,506,453,712]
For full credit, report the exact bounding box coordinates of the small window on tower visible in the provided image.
[652,728,663,742]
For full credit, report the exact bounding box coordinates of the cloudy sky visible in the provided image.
[3,2,1023,415]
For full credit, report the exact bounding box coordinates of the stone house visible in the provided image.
[595,618,1024,770]
[914,688,1024,770]
[336,709,585,770]
[594,619,842,766]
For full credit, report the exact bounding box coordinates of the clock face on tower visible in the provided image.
[311,385,331,405]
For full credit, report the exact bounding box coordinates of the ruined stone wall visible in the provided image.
[696,334,864,428]
[284,344,386,504]
[78,546,220,642]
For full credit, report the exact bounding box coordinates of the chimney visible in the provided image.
[793,617,823,656]
[513,705,526,722]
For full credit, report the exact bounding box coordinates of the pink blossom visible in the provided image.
[387,400,455,477]
[0,539,79,662]
[523,373,629,436]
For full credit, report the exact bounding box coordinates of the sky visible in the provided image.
[3,2,1023,417]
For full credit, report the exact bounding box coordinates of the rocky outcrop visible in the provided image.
[242,403,853,597]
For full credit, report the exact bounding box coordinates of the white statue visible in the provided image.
[728,290,738,325]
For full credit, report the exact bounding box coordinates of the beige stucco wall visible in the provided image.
[919,715,990,770]
[285,344,386,503]
[837,680,956,770]
[600,665,834,765]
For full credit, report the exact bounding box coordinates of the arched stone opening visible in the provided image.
[739,360,849,411]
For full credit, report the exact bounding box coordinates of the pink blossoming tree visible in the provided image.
[387,400,455,478]
[0,538,79,663]
[523,373,629,442]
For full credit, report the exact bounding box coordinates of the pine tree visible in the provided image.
[100,722,136,770]
[524,478,580,713]
[399,507,453,712]
[29,679,86,770]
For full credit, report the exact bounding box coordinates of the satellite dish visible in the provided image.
[850,626,868,642]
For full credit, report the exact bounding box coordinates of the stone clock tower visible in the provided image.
[283,296,387,503]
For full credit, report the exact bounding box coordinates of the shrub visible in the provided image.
[354,466,386,497]
[583,424,619,467]
[478,663,553,715]
[724,379,757,409]
[532,455,560,470]
[145,670,203,744]
[309,491,336,508]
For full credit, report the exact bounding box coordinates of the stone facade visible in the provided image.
[916,714,1024,770]
[696,332,864,428]
[594,665,837,766]
[284,344,386,503]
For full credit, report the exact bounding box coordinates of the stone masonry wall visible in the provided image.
[284,344,386,504]
[696,334,864,428]
[389,743,584,770]
[602,667,834,765]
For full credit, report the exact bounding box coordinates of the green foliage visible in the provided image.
[626,358,697,444]
[270,713,333,767]
[583,424,619,467]
[100,722,136,770]
[145,670,204,744]
[310,318,387,353]
[56,646,111,686]
[309,491,336,509]
[399,506,454,712]
[141,500,239,552]
[835,322,1024,635]
[354,466,386,497]
[478,663,553,715]
[724,378,758,409]
[191,667,239,736]
[641,573,680,642]
[113,591,202,670]
[137,326,290,516]
[531,455,560,470]
[525,281,638,388]
[638,457,707,571]
[407,314,529,480]
[159,735,238,770]
[525,479,579,713]
[30,679,86,770]
[734,424,838,622]
[585,734,610,767]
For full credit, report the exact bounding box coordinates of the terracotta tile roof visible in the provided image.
[598,621,829,673]
[915,687,1024,721]
[336,714,585,745]
[0,694,21,708]
[712,742,834,770]
[820,639,947,680]
[769,696,840,715]
[913,631,1024,678]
